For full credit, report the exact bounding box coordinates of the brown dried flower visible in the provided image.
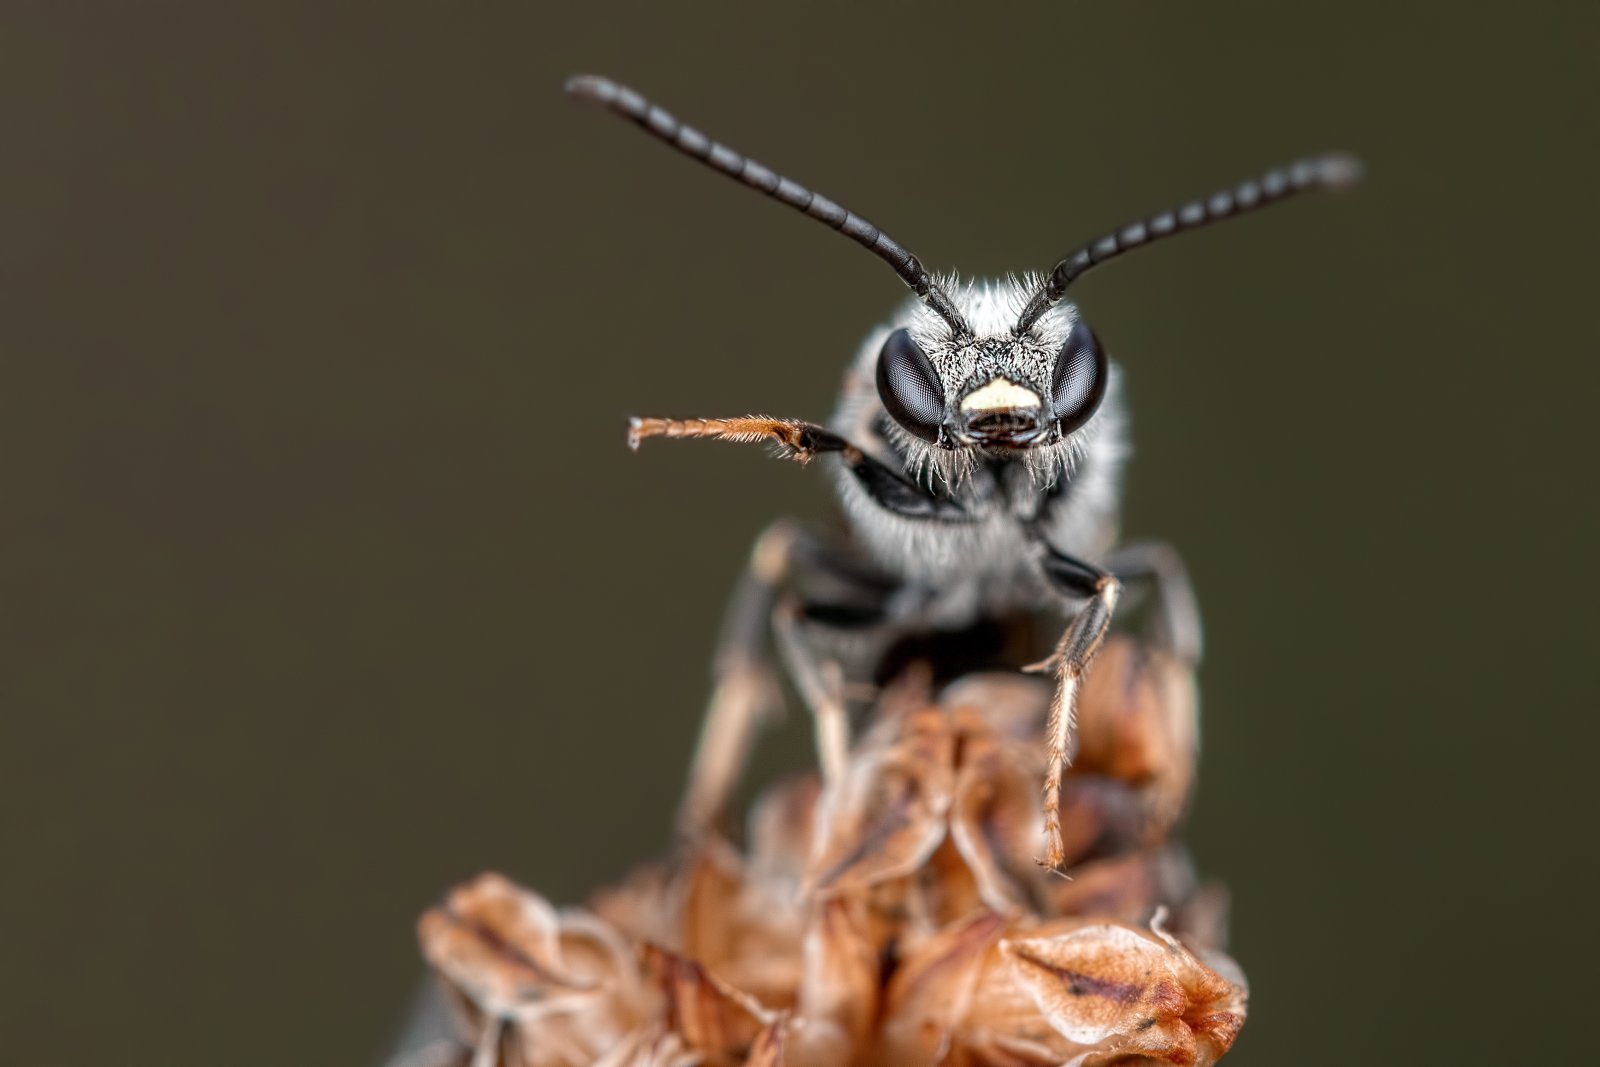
[411,637,1246,1066]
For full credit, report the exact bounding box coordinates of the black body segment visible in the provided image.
[845,455,968,520]
[1033,538,1113,600]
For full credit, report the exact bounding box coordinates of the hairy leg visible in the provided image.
[1025,539,1122,871]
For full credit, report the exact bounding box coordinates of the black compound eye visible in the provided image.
[875,328,946,443]
[1050,318,1109,435]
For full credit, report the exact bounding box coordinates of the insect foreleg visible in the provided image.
[1025,540,1122,872]
[628,414,967,520]
[629,415,857,463]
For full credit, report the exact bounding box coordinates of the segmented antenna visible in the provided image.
[566,75,973,338]
[1015,154,1363,333]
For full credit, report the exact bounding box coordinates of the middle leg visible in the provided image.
[772,597,856,785]
[1104,541,1202,664]
[676,521,896,841]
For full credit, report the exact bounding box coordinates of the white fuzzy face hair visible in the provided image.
[865,274,1110,493]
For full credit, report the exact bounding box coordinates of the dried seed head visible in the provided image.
[417,873,655,1066]
[804,707,956,900]
[998,920,1244,1064]
[881,912,1245,1066]
[1071,640,1199,842]
[643,943,775,1063]
[412,637,1246,1065]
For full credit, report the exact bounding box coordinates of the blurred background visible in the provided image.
[2,3,1595,1064]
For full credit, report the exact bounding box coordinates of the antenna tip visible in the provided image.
[1318,153,1365,189]
[564,74,617,102]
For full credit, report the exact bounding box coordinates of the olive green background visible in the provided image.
[2,3,1594,1064]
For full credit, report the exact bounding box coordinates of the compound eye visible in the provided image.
[875,328,947,443]
[1051,317,1109,435]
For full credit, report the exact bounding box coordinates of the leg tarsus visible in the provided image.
[1039,666,1078,871]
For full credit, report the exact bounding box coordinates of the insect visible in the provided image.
[567,75,1358,870]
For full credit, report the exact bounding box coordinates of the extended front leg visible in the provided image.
[1026,541,1122,872]
[630,415,967,520]
[629,415,850,462]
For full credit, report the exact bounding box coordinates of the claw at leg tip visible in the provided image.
[1035,824,1067,873]
[1035,849,1068,874]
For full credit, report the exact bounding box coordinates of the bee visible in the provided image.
[567,75,1358,870]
